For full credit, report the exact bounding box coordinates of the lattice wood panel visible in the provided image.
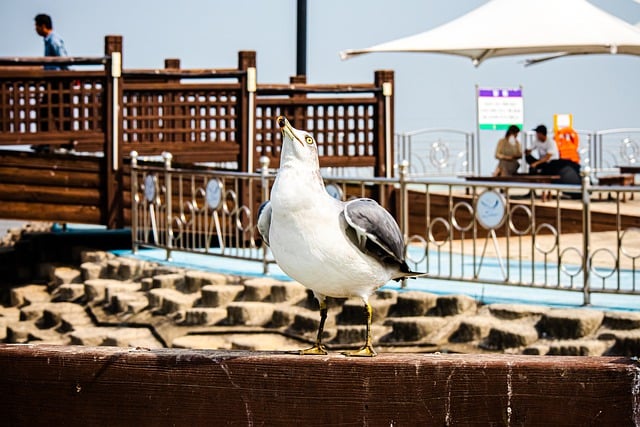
[122,85,240,147]
[255,98,377,168]
[0,77,104,141]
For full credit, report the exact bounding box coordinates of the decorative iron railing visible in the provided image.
[131,153,640,305]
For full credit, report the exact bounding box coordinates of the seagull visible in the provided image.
[258,116,418,357]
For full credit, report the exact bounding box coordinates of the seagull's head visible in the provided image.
[277,116,319,169]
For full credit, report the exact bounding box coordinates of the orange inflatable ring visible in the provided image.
[554,127,580,163]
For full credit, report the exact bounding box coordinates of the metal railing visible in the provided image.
[395,128,475,177]
[130,152,275,273]
[130,153,640,304]
[593,128,640,169]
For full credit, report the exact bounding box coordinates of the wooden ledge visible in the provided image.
[0,344,638,425]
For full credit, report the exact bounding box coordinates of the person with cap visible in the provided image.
[526,124,560,175]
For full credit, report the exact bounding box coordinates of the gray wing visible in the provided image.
[257,201,272,246]
[342,198,408,271]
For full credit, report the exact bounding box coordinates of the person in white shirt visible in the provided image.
[526,124,560,175]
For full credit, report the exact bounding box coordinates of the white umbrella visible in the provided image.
[341,0,640,66]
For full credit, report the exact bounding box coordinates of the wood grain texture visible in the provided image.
[0,344,637,426]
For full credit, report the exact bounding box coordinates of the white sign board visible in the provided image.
[477,87,524,131]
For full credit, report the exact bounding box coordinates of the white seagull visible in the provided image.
[258,116,418,357]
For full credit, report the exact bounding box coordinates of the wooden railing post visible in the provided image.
[238,51,257,173]
[164,58,180,143]
[104,35,124,229]
[374,70,394,179]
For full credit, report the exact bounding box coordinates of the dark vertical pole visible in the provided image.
[296,0,307,77]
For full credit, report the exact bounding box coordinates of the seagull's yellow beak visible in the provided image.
[277,116,303,146]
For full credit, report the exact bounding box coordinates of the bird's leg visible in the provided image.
[344,300,377,357]
[300,298,328,355]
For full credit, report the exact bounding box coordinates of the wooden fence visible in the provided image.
[0,344,638,426]
[0,35,394,228]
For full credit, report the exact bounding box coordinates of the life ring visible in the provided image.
[554,127,580,163]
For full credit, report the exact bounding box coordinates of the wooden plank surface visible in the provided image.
[0,344,637,426]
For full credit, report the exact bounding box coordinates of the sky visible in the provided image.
[1,0,640,174]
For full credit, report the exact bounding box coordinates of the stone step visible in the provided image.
[538,309,604,339]
[39,302,87,328]
[148,288,198,314]
[183,308,227,326]
[52,266,82,288]
[200,284,243,307]
[484,322,540,350]
[241,278,280,302]
[229,334,302,352]
[431,295,478,316]
[598,329,640,356]
[184,271,228,293]
[336,298,395,325]
[290,308,329,333]
[57,310,94,333]
[226,302,275,326]
[524,339,613,356]
[69,327,112,346]
[0,306,20,323]
[331,324,390,345]
[602,311,640,330]
[104,282,143,304]
[114,258,146,281]
[488,303,550,320]
[450,316,497,343]
[10,284,50,307]
[546,339,613,356]
[271,306,307,328]
[388,291,438,317]
[52,284,85,302]
[80,250,111,264]
[80,261,105,281]
[70,326,162,348]
[84,279,141,303]
[102,327,161,348]
[382,317,449,343]
[109,292,149,314]
[152,273,186,290]
[270,281,308,303]
[6,321,66,344]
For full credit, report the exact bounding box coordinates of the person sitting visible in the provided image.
[526,124,560,175]
[553,126,583,197]
[493,125,522,177]
[554,126,581,175]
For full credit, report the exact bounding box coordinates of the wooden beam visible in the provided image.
[0,167,101,188]
[0,183,101,205]
[0,202,101,223]
[0,345,637,426]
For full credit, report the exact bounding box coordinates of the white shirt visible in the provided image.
[529,137,559,161]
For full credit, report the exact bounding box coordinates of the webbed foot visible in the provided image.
[300,344,328,355]
[343,345,377,357]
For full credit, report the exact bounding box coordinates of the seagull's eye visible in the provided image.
[305,136,314,145]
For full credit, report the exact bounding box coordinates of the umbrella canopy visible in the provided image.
[340,0,640,66]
